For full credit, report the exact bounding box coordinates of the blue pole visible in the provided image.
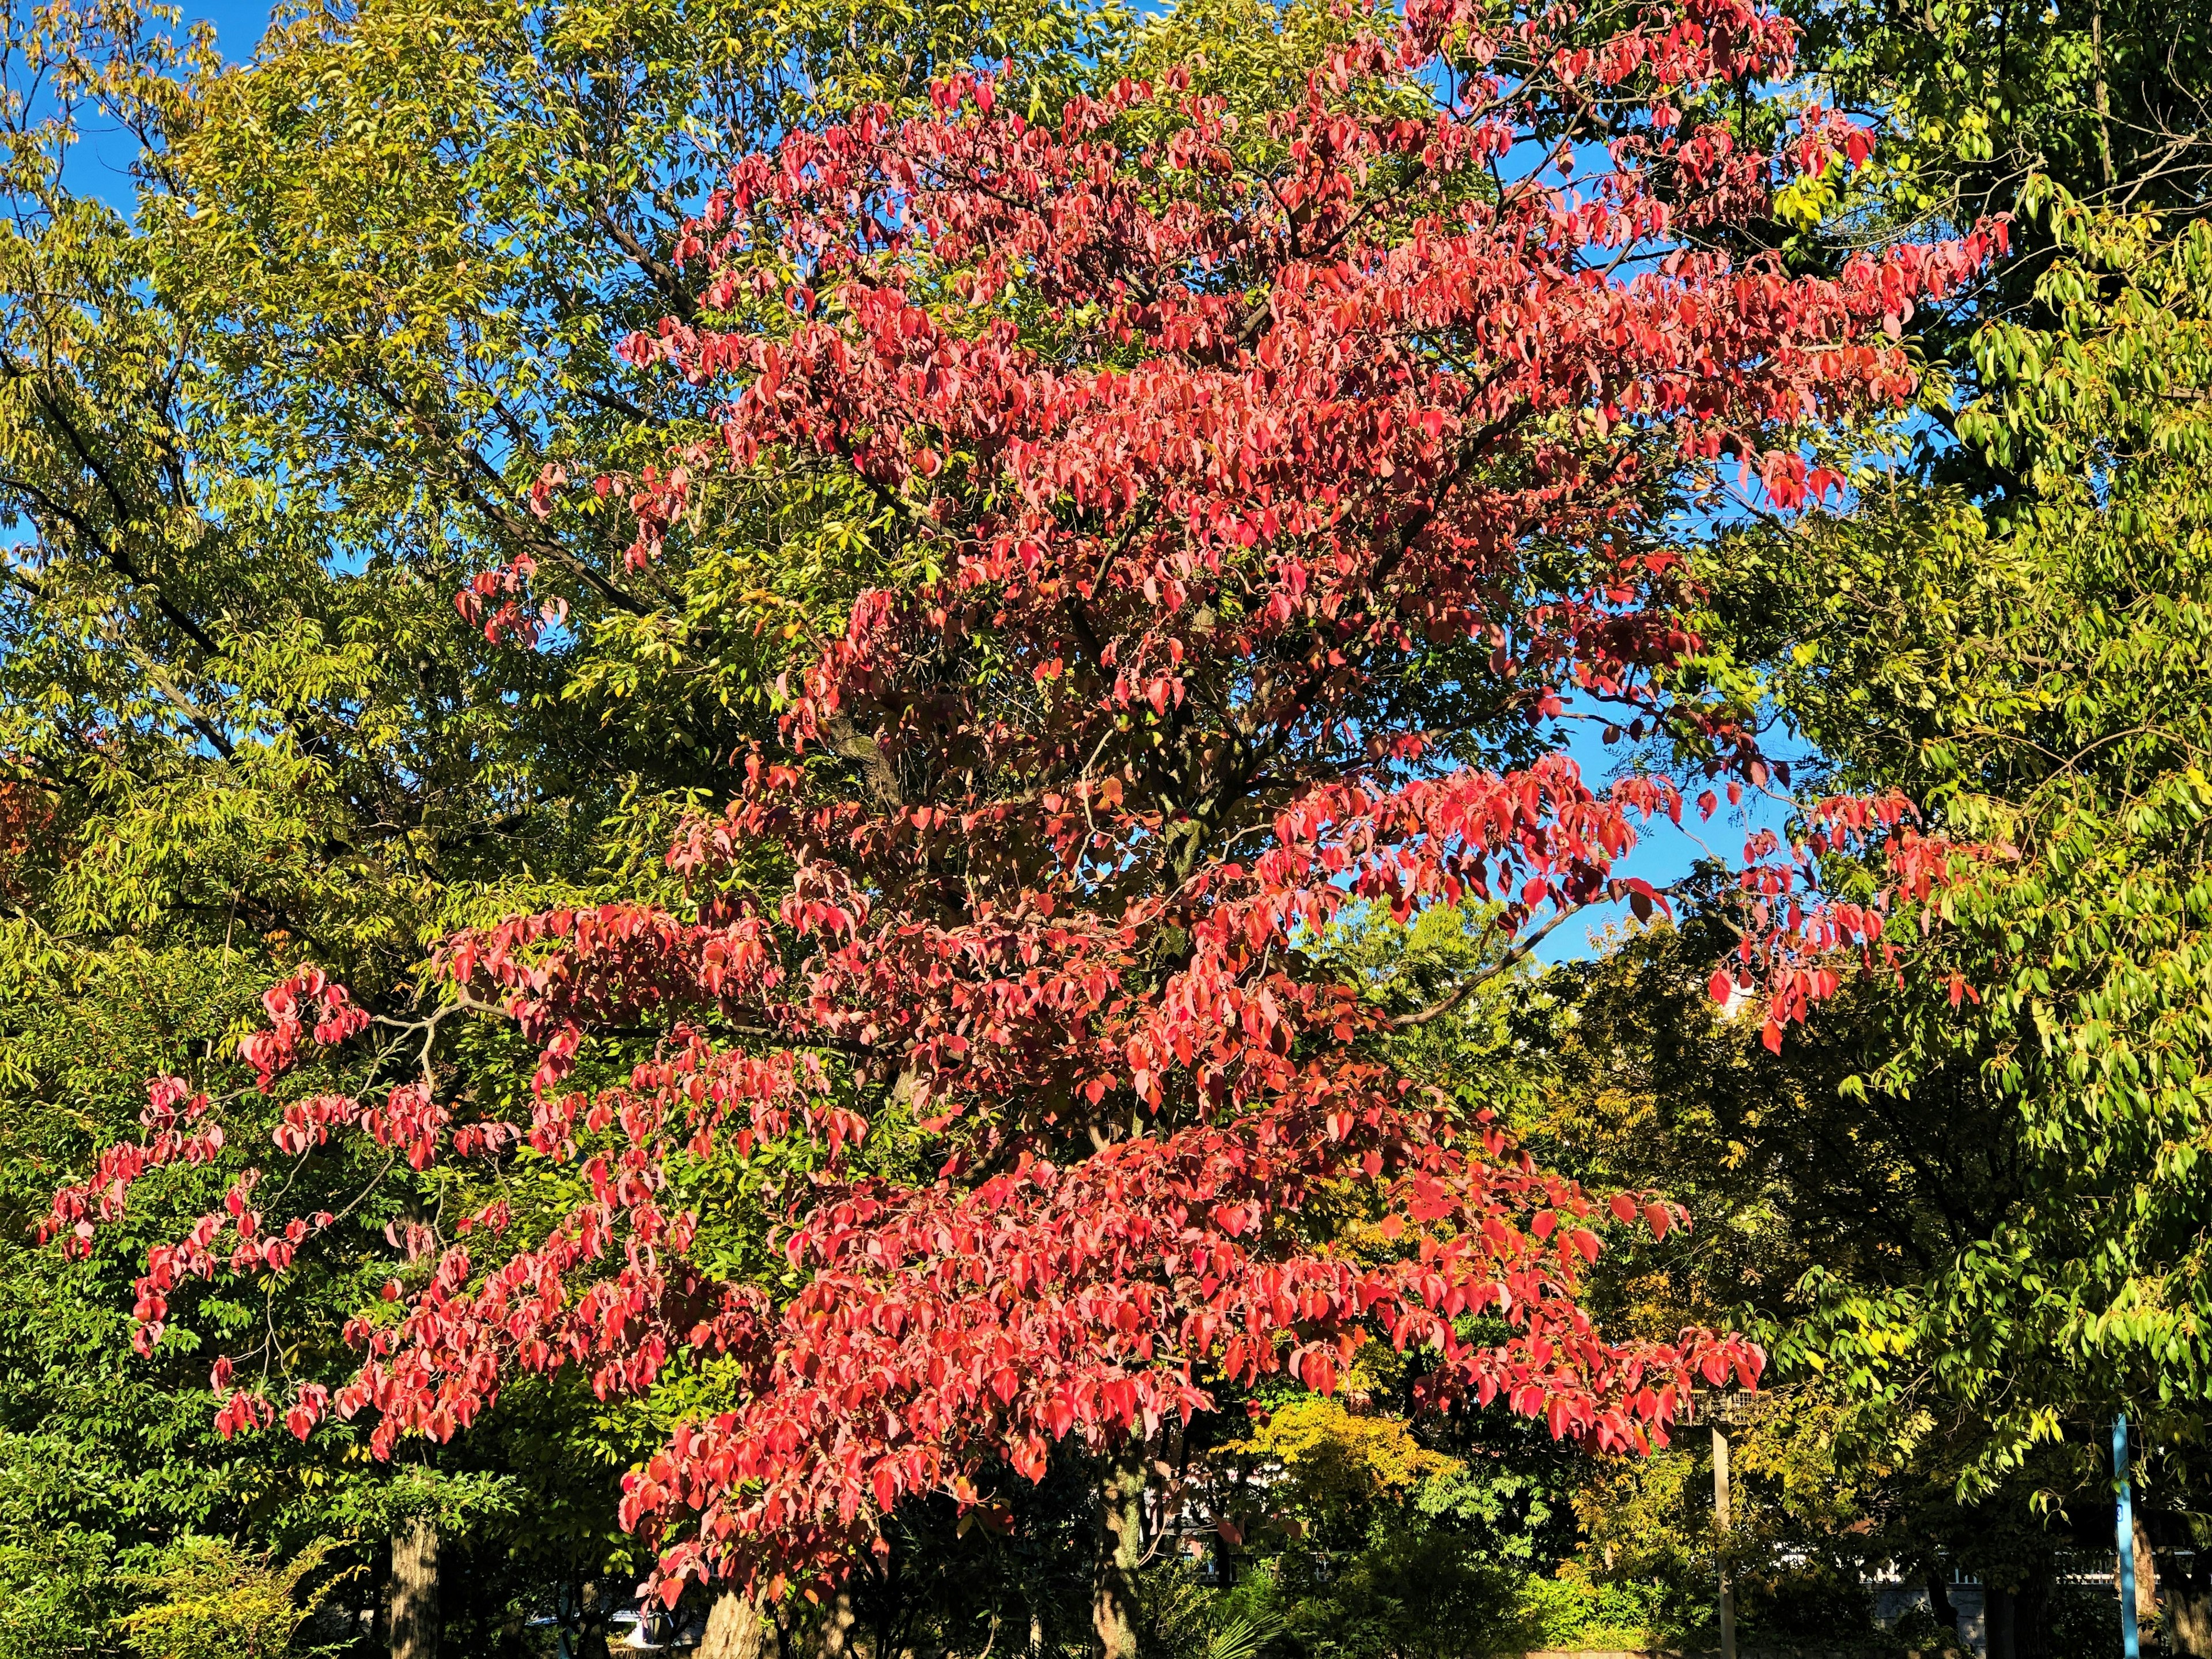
[2117,1414,2141,1659]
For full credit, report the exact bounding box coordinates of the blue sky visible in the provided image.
[64,2,271,203]
[184,0,270,56]
[1522,704,1805,963]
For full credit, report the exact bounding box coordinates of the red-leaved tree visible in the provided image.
[47,0,1999,1639]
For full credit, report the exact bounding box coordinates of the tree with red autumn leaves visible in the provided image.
[44,0,2000,1646]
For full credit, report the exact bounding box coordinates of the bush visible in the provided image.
[1274,1531,1521,1659]
[1503,1567,1675,1652]
[116,1536,351,1659]
[0,1522,129,1659]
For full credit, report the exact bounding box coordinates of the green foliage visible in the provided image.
[1552,12,2212,1647]
[1794,0,2211,230]
[1678,187,2212,1501]
[1505,1568,1676,1651]
[0,1516,128,1659]
[0,1523,349,1659]
[1202,1611,1284,1659]
[117,1536,350,1659]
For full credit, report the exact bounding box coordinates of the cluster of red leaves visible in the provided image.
[1705,789,2009,1050]
[45,0,2001,1605]
[238,965,368,1086]
[44,1074,224,1269]
[0,776,53,903]
[453,550,571,647]
[619,1083,1756,1593]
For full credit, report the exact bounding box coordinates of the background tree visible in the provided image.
[1599,0,2212,1635]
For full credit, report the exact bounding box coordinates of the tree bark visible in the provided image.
[1984,1584,2015,1659]
[2168,1556,2212,1658]
[1091,1438,1146,1659]
[2135,1509,2160,1627]
[701,1592,770,1659]
[577,1581,613,1659]
[814,1586,858,1659]
[2090,0,2116,194]
[1985,1560,2054,1659]
[391,1516,440,1659]
[1923,1567,1957,1641]
[2014,1566,2052,1659]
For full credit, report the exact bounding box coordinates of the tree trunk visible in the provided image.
[1984,1584,2015,1659]
[1984,1559,2054,1659]
[2135,1509,2160,1627]
[2090,0,2116,193]
[2160,1529,2212,1658]
[391,1516,439,1659]
[701,1592,770,1659]
[577,1581,613,1659]
[1091,1438,1146,1659]
[2169,1563,2212,1658]
[815,1586,858,1659]
[1924,1567,1957,1641]
[2014,1567,2052,1659]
